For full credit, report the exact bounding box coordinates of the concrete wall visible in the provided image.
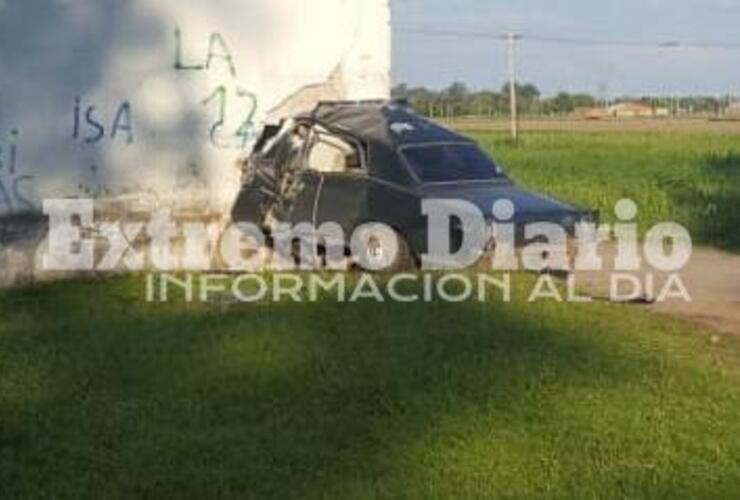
[0,0,391,218]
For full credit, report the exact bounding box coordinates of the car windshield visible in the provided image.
[401,143,505,183]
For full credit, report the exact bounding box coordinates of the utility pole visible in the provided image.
[501,33,522,140]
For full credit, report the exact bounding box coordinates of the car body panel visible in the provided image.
[420,182,582,220]
[231,101,593,259]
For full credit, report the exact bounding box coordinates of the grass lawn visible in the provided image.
[2,275,740,498]
[3,131,740,498]
[471,132,740,252]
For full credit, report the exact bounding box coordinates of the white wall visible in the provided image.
[0,0,391,217]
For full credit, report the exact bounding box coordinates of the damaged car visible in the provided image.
[231,100,594,269]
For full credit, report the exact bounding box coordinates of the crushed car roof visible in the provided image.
[288,100,480,187]
[304,100,472,148]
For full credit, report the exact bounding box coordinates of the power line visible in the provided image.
[395,27,740,50]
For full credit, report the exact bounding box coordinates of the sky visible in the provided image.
[392,0,740,97]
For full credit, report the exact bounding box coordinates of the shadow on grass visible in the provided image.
[0,278,738,498]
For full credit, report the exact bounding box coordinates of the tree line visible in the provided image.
[392,82,734,118]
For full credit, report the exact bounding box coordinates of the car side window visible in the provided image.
[306,133,362,174]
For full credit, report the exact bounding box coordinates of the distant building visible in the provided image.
[583,102,669,119]
[583,107,609,120]
[727,101,740,116]
[607,102,655,118]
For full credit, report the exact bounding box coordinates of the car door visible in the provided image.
[310,131,367,236]
[232,122,320,228]
[231,154,279,226]
[272,167,322,227]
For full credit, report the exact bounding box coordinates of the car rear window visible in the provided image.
[401,143,505,183]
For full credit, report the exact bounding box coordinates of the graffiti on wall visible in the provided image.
[201,86,258,149]
[0,128,36,214]
[174,28,238,77]
[1,25,267,217]
[72,98,135,144]
[174,27,259,150]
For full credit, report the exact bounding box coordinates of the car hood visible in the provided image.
[420,181,586,222]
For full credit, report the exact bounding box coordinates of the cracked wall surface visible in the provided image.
[0,0,390,287]
[0,0,391,219]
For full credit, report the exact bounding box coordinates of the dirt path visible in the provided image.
[652,248,740,335]
[573,245,740,335]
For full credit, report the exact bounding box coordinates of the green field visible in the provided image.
[471,132,740,251]
[3,132,740,498]
[2,275,740,498]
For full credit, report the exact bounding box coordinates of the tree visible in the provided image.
[552,92,575,114]
[391,83,409,100]
[441,82,470,116]
[499,82,541,115]
[571,93,597,109]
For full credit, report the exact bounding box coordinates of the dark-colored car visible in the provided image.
[231,100,592,268]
